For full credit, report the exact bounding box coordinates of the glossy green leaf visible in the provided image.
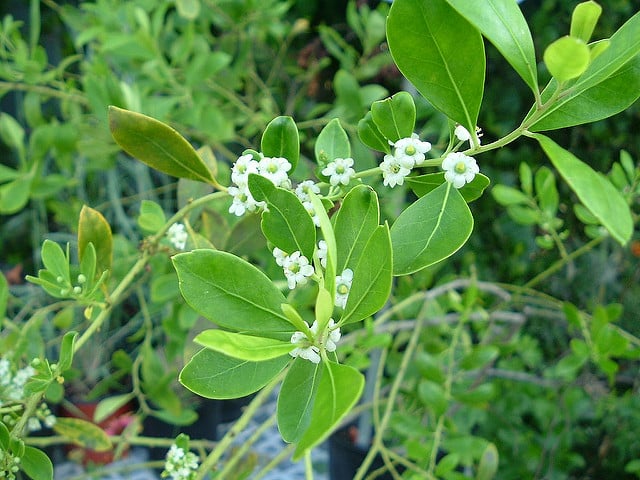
[261,116,299,172]
[180,348,288,399]
[79,243,97,291]
[78,205,113,278]
[108,106,215,184]
[357,112,391,154]
[294,361,364,459]
[407,172,490,203]
[0,422,9,448]
[387,0,485,131]
[21,446,53,480]
[41,239,69,281]
[173,250,292,336]
[370,91,416,142]
[333,185,380,273]
[533,134,632,245]
[315,118,351,167]
[0,175,32,214]
[194,330,294,361]
[535,166,559,217]
[53,417,111,451]
[570,1,602,43]
[446,0,538,93]
[58,331,77,372]
[94,393,135,423]
[544,36,591,82]
[530,55,640,131]
[491,184,530,206]
[137,200,166,233]
[341,225,392,325]
[278,360,323,443]
[391,182,474,275]
[248,174,316,259]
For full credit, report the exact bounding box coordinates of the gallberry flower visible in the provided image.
[454,124,483,146]
[167,223,188,250]
[163,444,199,480]
[258,156,292,188]
[392,133,431,168]
[228,185,262,217]
[317,240,328,269]
[290,327,321,364]
[272,247,287,266]
[322,158,355,186]
[380,154,411,188]
[442,152,479,189]
[231,153,259,186]
[282,251,314,289]
[295,180,320,202]
[309,319,341,353]
[335,268,353,309]
[303,201,321,227]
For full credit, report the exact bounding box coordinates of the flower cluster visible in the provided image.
[273,248,315,289]
[26,403,56,432]
[381,133,432,188]
[162,444,199,480]
[228,153,292,216]
[290,319,342,364]
[0,357,35,407]
[442,152,480,189]
[166,223,188,250]
[335,268,353,308]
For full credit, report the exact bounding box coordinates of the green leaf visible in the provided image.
[387,0,485,131]
[53,417,112,451]
[78,205,113,278]
[21,446,53,480]
[333,185,380,273]
[544,36,591,82]
[194,330,294,361]
[261,116,300,172]
[446,0,538,93]
[180,348,288,399]
[94,394,135,423]
[278,360,323,443]
[570,1,602,43]
[0,112,25,153]
[248,174,316,260]
[476,443,499,480]
[530,55,640,131]
[418,380,448,416]
[407,173,490,203]
[370,91,416,142]
[137,200,166,233]
[108,106,215,184]
[535,166,559,217]
[0,175,32,214]
[294,361,364,459]
[459,346,500,371]
[173,250,292,336]
[341,225,392,325]
[0,272,8,320]
[357,112,391,154]
[58,331,77,372]
[41,239,69,281]
[391,183,474,275]
[491,185,530,206]
[176,0,200,20]
[532,134,632,245]
[315,118,351,167]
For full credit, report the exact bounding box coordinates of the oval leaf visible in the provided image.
[78,205,113,277]
[194,330,294,361]
[180,348,289,399]
[370,91,416,142]
[21,446,53,480]
[315,118,351,167]
[261,116,300,172]
[108,106,215,184]
[278,360,323,443]
[357,112,391,154]
[387,0,485,131]
[570,1,602,43]
[407,172,490,203]
[544,36,591,82]
[53,417,112,451]
[172,250,293,336]
[391,183,474,275]
[532,134,632,245]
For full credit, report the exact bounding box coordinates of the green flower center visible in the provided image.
[337,283,349,294]
[454,161,467,174]
[405,145,416,156]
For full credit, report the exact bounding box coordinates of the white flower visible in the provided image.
[442,152,480,189]
[335,268,353,309]
[231,153,259,186]
[27,417,41,432]
[380,154,411,188]
[272,247,288,266]
[392,133,431,168]
[289,327,321,364]
[164,444,199,480]
[454,124,482,146]
[282,251,315,289]
[321,158,355,186]
[295,180,320,202]
[258,156,292,188]
[317,240,328,269]
[324,319,342,352]
[228,185,262,217]
[167,223,188,250]
[303,201,321,227]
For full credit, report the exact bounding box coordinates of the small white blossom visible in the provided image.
[167,223,188,250]
[335,268,353,309]
[380,154,411,188]
[295,180,321,202]
[272,247,288,266]
[163,444,199,480]
[303,201,321,227]
[317,240,328,269]
[27,417,41,432]
[324,319,342,352]
[228,185,263,217]
[322,158,355,186]
[442,152,479,189]
[454,124,482,145]
[289,326,321,364]
[392,133,431,168]
[258,156,292,188]
[231,154,259,186]
[282,251,315,289]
